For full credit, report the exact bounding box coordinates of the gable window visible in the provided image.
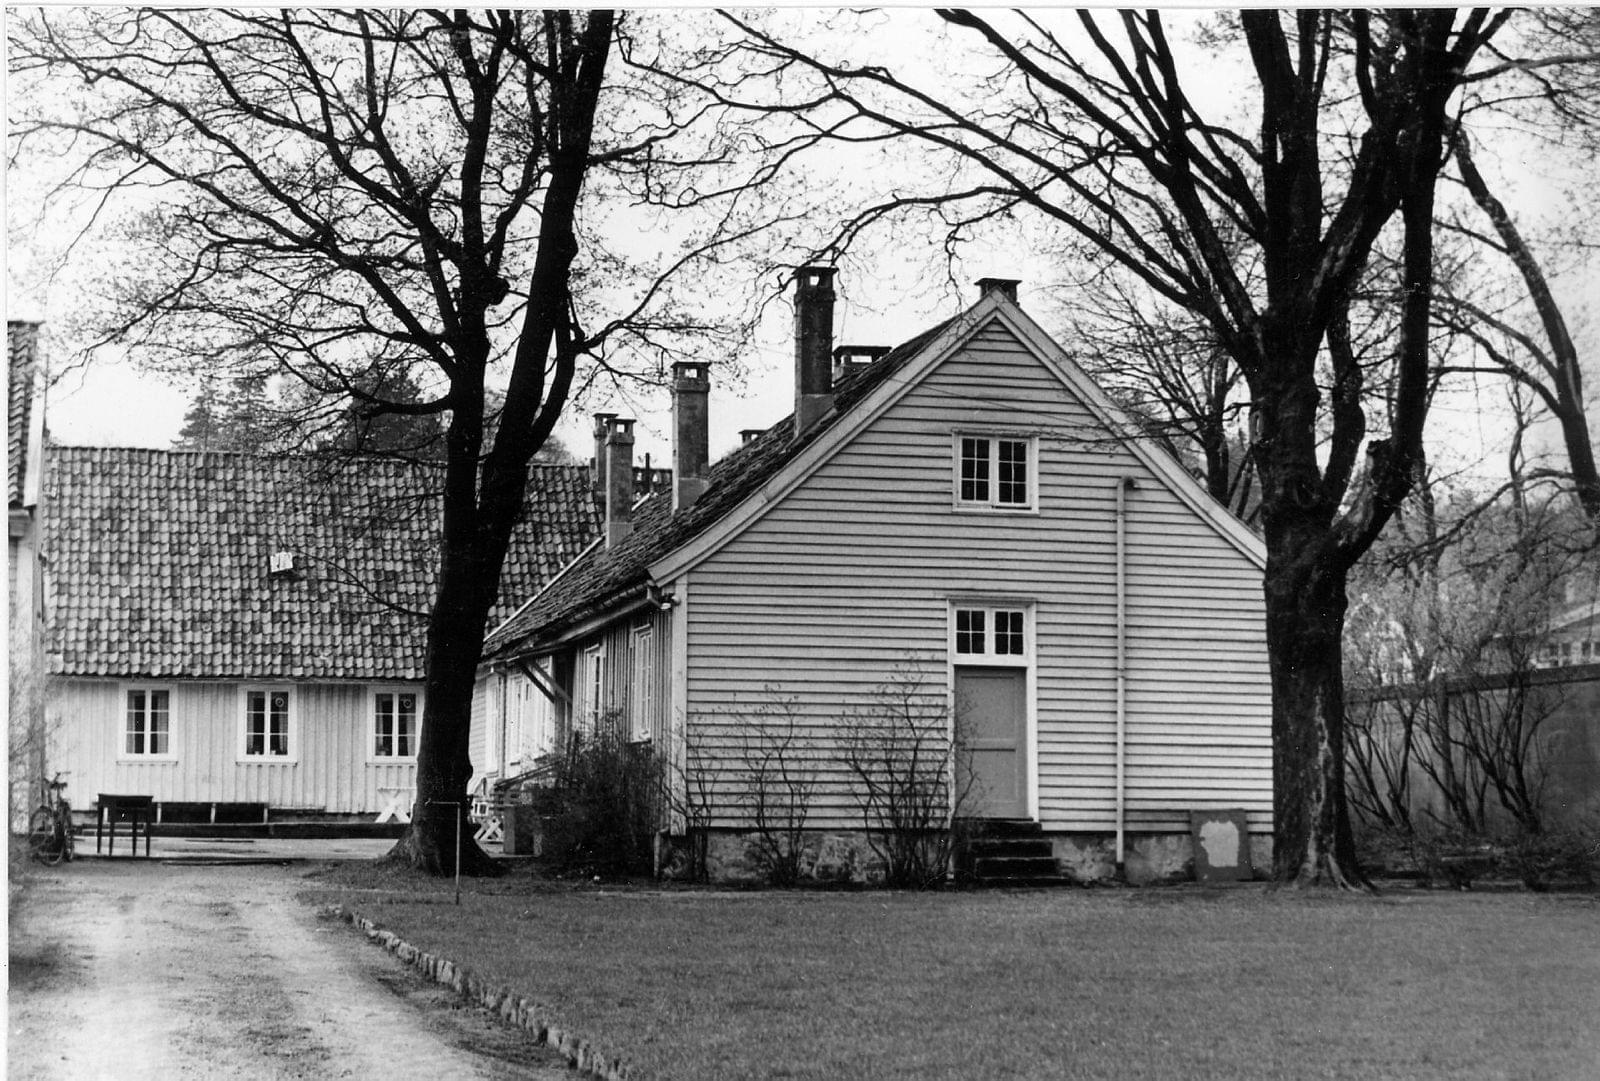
[242,688,293,759]
[372,690,419,759]
[955,434,1034,510]
[123,687,173,759]
[952,604,1031,663]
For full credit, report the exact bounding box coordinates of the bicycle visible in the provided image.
[27,772,75,865]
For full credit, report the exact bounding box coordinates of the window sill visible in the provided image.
[115,755,179,764]
[237,756,298,766]
[951,503,1039,515]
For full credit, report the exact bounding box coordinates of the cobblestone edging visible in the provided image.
[327,905,634,1081]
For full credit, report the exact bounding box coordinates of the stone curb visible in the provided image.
[326,904,634,1081]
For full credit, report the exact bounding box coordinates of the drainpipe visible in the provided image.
[1115,476,1137,876]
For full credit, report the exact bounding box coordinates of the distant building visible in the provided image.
[42,445,601,823]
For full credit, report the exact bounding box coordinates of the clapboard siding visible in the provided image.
[49,678,419,814]
[685,320,1271,834]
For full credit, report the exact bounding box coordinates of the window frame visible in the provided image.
[368,686,423,763]
[949,601,1034,667]
[119,684,177,762]
[629,626,654,743]
[951,431,1038,513]
[238,685,297,763]
[580,644,605,731]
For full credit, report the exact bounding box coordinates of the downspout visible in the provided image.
[1115,476,1137,877]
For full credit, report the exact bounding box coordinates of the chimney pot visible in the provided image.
[604,417,636,547]
[977,277,1021,304]
[831,344,890,383]
[672,361,711,511]
[794,266,837,436]
[591,411,619,514]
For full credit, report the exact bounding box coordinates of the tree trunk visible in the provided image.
[1263,538,1368,889]
[384,546,507,875]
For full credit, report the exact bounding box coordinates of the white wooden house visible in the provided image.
[42,446,599,823]
[478,271,1272,882]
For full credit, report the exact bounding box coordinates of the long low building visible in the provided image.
[42,443,600,822]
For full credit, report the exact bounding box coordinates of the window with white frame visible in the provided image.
[581,645,604,730]
[630,627,654,742]
[372,689,419,758]
[955,434,1034,509]
[123,687,173,758]
[242,688,293,759]
[952,604,1031,662]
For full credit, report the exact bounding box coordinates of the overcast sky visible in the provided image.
[7,7,1594,480]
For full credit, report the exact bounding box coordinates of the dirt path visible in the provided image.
[8,860,574,1080]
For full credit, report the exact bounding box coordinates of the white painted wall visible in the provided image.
[50,678,420,814]
[683,320,1271,834]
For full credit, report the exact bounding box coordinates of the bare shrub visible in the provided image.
[659,726,715,883]
[738,697,816,886]
[843,672,975,889]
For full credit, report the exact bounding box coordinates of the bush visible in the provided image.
[537,718,665,878]
[1504,823,1600,891]
[843,673,974,889]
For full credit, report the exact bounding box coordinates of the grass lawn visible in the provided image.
[304,868,1600,1081]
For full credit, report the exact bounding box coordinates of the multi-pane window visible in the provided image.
[956,435,1033,509]
[124,688,171,757]
[244,689,291,758]
[955,608,986,654]
[373,691,418,758]
[953,605,1030,661]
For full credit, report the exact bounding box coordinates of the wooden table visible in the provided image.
[97,794,155,857]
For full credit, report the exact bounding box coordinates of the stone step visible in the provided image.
[972,855,1061,879]
[958,817,1044,838]
[963,837,1055,859]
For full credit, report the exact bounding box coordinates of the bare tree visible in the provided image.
[1065,274,1258,522]
[8,9,784,873]
[719,9,1517,886]
[1432,129,1600,520]
[1346,483,1585,836]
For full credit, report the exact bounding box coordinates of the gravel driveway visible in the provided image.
[8,859,572,1080]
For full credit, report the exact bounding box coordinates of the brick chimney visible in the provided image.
[672,361,710,511]
[794,266,837,436]
[977,277,1021,304]
[604,417,636,547]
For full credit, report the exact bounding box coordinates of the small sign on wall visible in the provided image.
[1189,809,1253,882]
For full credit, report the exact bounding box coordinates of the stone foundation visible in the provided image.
[659,827,1274,886]
[1054,832,1273,885]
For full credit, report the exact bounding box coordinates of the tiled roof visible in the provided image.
[9,322,40,508]
[485,317,955,658]
[44,446,599,679]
